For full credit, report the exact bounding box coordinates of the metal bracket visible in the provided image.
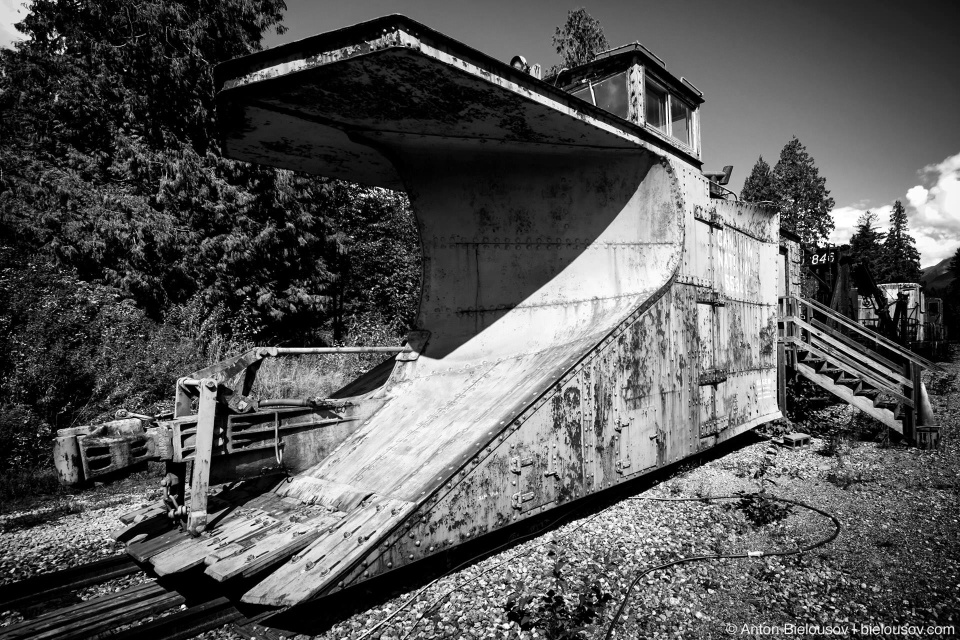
[696,289,726,306]
[694,205,724,229]
[699,368,728,386]
[544,451,560,478]
[700,417,728,437]
[396,330,431,362]
[509,455,534,474]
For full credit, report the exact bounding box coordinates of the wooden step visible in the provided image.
[793,360,903,434]
[856,388,879,400]
[875,401,901,418]
[836,374,860,388]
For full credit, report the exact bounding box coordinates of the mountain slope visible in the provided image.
[922,256,954,291]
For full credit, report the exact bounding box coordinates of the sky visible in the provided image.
[2,0,959,266]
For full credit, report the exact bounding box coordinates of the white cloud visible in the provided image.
[0,0,26,49]
[829,151,960,268]
[906,151,960,266]
[829,204,891,246]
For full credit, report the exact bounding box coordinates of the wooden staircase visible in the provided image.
[779,296,943,442]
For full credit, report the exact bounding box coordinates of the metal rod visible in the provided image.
[271,346,406,355]
[259,399,312,408]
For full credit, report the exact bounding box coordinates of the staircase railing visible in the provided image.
[779,295,944,441]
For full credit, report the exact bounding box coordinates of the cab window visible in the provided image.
[644,79,667,132]
[592,72,628,120]
[569,72,629,121]
[670,95,692,146]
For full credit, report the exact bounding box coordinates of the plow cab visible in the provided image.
[52,14,792,609]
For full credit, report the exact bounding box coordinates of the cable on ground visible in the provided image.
[602,494,841,640]
[359,492,840,640]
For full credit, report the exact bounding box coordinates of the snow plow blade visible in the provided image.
[67,15,783,609]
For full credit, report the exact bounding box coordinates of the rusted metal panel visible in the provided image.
[68,15,787,608]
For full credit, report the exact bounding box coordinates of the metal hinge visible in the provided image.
[509,455,534,474]
[511,491,535,509]
[613,416,634,433]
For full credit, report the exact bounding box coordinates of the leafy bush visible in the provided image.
[729,446,792,526]
[734,493,792,527]
[0,0,425,490]
[505,545,613,639]
[0,244,204,432]
[0,404,52,471]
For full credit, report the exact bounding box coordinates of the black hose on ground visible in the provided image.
[603,494,842,640]
[377,492,839,640]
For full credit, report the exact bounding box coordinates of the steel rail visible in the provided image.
[0,554,140,612]
[109,596,245,640]
[0,571,250,640]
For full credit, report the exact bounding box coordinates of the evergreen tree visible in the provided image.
[878,200,921,283]
[848,210,886,276]
[740,156,777,203]
[0,1,348,343]
[0,1,425,455]
[771,137,835,247]
[552,8,608,69]
[949,246,960,282]
[946,246,960,338]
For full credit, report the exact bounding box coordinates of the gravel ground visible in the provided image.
[0,476,159,627]
[3,356,959,640]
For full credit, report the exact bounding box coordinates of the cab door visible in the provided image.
[693,206,726,443]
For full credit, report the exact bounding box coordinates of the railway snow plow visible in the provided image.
[53,15,789,608]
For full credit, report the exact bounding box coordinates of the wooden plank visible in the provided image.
[797,297,945,372]
[794,361,902,433]
[804,338,914,406]
[112,513,173,543]
[791,339,914,408]
[128,528,189,563]
[118,503,167,526]
[273,477,374,512]
[802,323,910,385]
[788,316,912,386]
[33,590,183,640]
[0,555,139,612]
[187,379,219,534]
[0,581,175,639]
[242,497,414,606]
[807,316,905,374]
[0,582,156,636]
[151,514,279,577]
[205,512,344,582]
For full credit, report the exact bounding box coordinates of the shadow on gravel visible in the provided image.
[0,500,85,533]
[245,430,768,638]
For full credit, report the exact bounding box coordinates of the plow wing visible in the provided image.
[58,15,782,609]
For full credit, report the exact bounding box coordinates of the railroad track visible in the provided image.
[0,555,250,640]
